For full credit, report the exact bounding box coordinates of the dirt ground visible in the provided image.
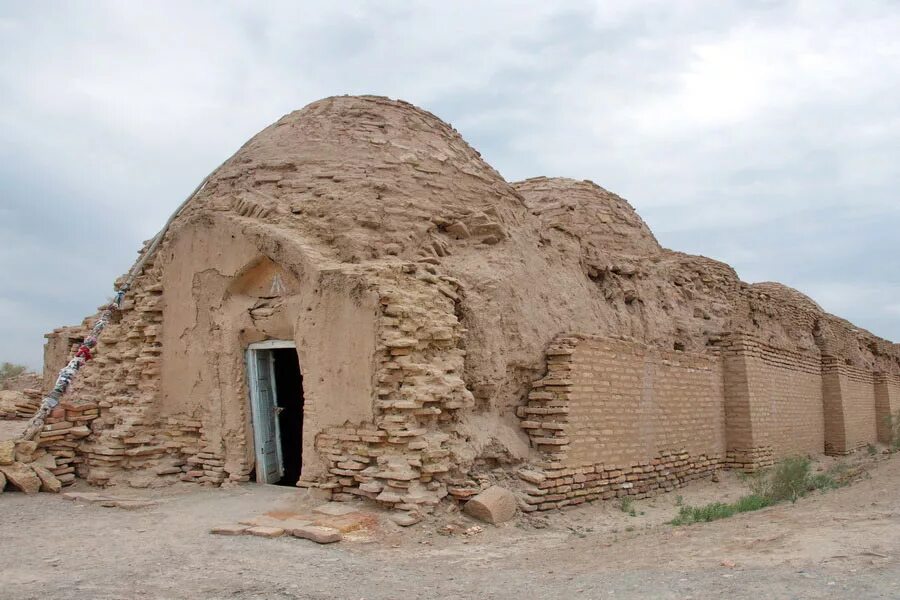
[2,450,900,600]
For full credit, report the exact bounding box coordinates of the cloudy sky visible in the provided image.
[1,1,898,370]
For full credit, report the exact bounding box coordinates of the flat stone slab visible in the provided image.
[290,525,342,544]
[62,492,114,503]
[31,465,61,493]
[111,500,158,510]
[210,525,248,536]
[245,526,285,538]
[312,502,360,516]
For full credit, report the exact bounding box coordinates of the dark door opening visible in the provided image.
[272,347,304,486]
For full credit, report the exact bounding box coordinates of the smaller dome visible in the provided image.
[513,177,661,257]
[749,282,824,314]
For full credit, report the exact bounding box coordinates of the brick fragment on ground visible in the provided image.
[290,524,342,544]
[463,485,517,524]
[245,526,285,538]
[210,525,249,536]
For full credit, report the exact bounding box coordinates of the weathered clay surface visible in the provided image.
[39,95,900,512]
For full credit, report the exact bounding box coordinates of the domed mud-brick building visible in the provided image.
[43,96,900,512]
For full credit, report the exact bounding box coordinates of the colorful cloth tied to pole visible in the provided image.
[21,284,130,440]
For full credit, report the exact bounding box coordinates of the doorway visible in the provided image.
[246,341,304,486]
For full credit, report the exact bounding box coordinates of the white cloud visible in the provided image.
[1,0,899,370]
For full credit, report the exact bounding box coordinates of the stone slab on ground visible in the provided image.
[112,500,159,510]
[210,525,249,536]
[31,465,61,493]
[464,485,517,525]
[290,524,342,544]
[245,526,285,538]
[313,502,360,516]
[0,462,41,494]
[61,492,111,503]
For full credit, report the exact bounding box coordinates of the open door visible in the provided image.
[247,346,283,483]
[246,340,305,485]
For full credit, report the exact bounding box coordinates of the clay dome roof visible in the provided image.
[512,176,661,257]
[749,282,824,313]
[189,95,525,263]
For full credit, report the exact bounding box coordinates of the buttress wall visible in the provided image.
[721,334,824,470]
[874,373,900,444]
[516,336,725,511]
[822,358,877,454]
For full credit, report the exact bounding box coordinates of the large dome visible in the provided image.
[189,95,525,263]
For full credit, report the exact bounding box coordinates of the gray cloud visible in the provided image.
[1,0,898,370]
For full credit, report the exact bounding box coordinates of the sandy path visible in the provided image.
[2,454,900,599]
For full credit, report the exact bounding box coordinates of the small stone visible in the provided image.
[463,485,517,525]
[31,465,62,493]
[0,440,14,465]
[210,525,249,536]
[245,526,285,538]
[721,559,736,568]
[0,462,41,494]
[14,440,38,463]
[390,512,422,527]
[0,472,6,493]
[290,525,342,544]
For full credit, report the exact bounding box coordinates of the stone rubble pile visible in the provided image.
[0,437,63,494]
[0,388,42,420]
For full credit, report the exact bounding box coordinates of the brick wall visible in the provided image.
[562,337,725,468]
[822,358,877,454]
[722,335,823,470]
[517,335,725,510]
[874,373,900,444]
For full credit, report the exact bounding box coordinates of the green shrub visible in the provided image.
[888,410,900,452]
[670,456,849,526]
[769,456,812,503]
[670,494,773,526]
[0,362,27,381]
